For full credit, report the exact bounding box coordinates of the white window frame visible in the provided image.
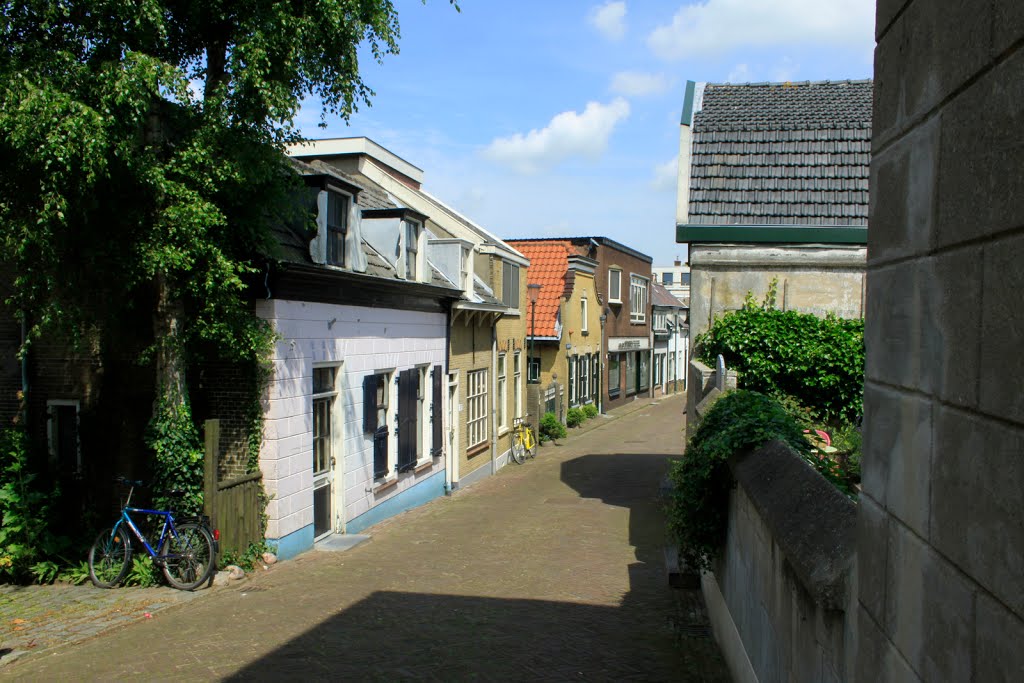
[580,293,588,333]
[568,357,576,406]
[630,275,648,324]
[467,369,488,449]
[608,268,622,304]
[497,353,508,433]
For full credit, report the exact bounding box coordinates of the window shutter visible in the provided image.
[431,365,443,457]
[363,374,377,433]
[397,369,417,471]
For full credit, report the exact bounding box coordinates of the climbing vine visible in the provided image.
[145,392,204,516]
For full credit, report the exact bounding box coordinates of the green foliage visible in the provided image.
[30,560,60,584]
[221,541,270,573]
[59,560,91,586]
[666,391,810,572]
[566,407,585,428]
[0,426,69,582]
[583,403,599,419]
[145,393,204,516]
[539,412,567,442]
[695,287,865,423]
[123,555,160,588]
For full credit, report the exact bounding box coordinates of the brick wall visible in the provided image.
[448,321,492,479]
[191,361,256,481]
[860,2,1024,679]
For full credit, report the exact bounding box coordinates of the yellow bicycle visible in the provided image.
[510,416,536,464]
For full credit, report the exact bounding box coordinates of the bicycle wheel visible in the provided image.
[510,429,527,464]
[88,524,132,588]
[159,523,215,591]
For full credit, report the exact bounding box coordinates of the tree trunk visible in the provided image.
[153,270,187,408]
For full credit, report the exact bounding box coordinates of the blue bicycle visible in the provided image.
[88,477,218,591]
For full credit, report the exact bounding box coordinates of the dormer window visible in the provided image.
[327,190,349,267]
[461,247,471,293]
[501,261,520,309]
[405,219,420,280]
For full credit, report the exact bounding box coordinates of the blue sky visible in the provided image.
[295,0,875,264]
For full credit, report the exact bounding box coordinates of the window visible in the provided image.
[630,275,648,324]
[47,400,80,474]
[567,358,576,406]
[580,294,588,333]
[404,220,420,281]
[662,272,674,285]
[363,372,391,479]
[461,247,471,293]
[654,310,667,332]
[502,262,520,309]
[681,272,691,286]
[591,354,599,403]
[430,365,443,457]
[608,269,622,303]
[467,369,488,449]
[528,357,540,383]
[513,351,522,418]
[327,191,349,267]
[639,352,650,391]
[579,356,589,404]
[625,352,637,395]
[498,353,508,431]
[608,354,621,397]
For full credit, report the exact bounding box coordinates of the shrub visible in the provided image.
[582,403,598,419]
[695,287,865,423]
[566,407,585,428]
[539,412,567,442]
[666,390,809,572]
[0,425,69,583]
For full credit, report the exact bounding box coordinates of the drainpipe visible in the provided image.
[490,321,498,475]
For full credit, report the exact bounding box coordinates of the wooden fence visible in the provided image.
[203,419,265,562]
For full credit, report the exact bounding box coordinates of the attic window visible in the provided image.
[502,262,520,309]
[405,219,420,280]
[327,190,349,267]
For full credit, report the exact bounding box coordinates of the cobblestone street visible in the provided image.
[1,393,729,681]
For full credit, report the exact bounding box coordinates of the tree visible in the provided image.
[0,1,453,506]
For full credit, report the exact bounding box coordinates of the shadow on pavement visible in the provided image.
[227,451,728,681]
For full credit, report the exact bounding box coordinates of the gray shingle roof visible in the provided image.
[688,80,872,226]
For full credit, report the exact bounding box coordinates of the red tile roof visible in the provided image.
[507,240,573,338]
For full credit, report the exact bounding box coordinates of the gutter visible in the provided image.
[677,223,868,245]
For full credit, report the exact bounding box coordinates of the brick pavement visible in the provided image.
[2,392,730,681]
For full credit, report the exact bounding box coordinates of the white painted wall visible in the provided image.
[255,298,446,541]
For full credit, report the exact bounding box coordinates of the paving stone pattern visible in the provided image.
[2,394,730,681]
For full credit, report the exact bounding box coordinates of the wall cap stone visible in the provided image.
[730,439,857,610]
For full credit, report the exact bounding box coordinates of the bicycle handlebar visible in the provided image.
[115,476,144,488]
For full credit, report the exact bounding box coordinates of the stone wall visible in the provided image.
[688,244,866,343]
[685,359,737,441]
[859,1,1024,679]
[703,441,858,683]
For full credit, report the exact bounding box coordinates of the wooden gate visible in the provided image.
[203,420,265,562]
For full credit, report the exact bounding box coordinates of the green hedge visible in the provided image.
[666,390,810,572]
[695,291,865,423]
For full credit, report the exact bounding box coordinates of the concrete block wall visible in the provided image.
[860,2,1024,679]
[703,441,858,683]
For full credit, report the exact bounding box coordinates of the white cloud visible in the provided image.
[726,63,754,83]
[651,158,679,192]
[589,1,627,41]
[482,98,631,174]
[609,71,672,97]
[648,0,874,60]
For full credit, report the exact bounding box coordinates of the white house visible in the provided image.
[257,161,461,558]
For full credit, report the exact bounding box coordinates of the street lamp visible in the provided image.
[527,283,542,384]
